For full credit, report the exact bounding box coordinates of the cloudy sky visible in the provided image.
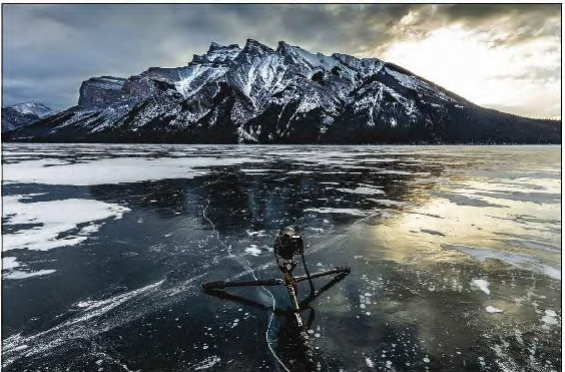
[3,4,562,118]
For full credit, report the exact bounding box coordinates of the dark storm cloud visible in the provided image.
[438,4,560,22]
[433,4,561,45]
[2,4,242,109]
[2,4,561,111]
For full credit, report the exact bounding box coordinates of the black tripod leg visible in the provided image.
[202,278,284,291]
[305,307,316,330]
[204,288,290,316]
[294,266,351,283]
[300,252,315,298]
[299,270,350,309]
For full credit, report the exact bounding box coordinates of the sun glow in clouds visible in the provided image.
[377,25,561,118]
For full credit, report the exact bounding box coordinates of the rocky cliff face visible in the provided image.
[78,76,126,107]
[2,103,57,132]
[6,39,561,144]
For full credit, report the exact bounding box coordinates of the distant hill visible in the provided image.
[2,102,58,133]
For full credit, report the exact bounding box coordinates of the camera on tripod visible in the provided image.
[274,226,304,273]
[201,225,351,371]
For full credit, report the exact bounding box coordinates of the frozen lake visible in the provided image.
[2,143,561,371]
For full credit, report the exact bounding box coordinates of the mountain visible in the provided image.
[2,103,58,133]
[5,39,560,144]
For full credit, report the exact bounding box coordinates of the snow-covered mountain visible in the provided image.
[5,39,560,143]
[2,103,58,133]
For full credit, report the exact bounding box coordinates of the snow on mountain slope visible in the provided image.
[9,103,56,118]
[2,103,58,133]
[175,65,230,98]
[5,39,560,144]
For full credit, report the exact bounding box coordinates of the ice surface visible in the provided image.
[3,195,130,251]
[3,279,166,366]
[1,144,561,371]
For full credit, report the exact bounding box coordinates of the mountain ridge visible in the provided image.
[4,39,561,144]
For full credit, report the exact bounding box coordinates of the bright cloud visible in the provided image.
[377,25,561,118]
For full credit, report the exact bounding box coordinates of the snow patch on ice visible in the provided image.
[335,187,386,196]
[4,156,265,186]
[367,198,406,207]
[544,309,557,317]
[485,306,503,313]
[194,356,221,370]
[541,309,559,328]
[2,195,130,252]
[2,257,20,270]
[472,279,490,295]
[3,269,56,280]
[240,169,276,174]
[304,207,370,217]
[245,245,262,256]
[375,169,413,175]
[76,300,98,308]
[246,229,266,237]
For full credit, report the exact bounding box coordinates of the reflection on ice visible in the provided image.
[445,244,561,280]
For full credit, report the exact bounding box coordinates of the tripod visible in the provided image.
[202,264,351,371]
